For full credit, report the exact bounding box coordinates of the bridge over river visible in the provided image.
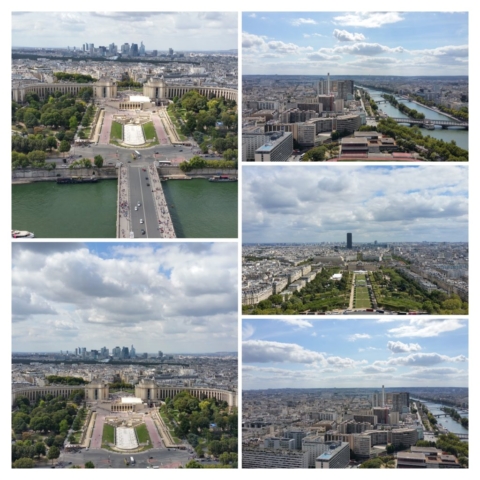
[388,117,468,130]
[117,163,176,239]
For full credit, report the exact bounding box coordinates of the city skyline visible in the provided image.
[242,318,468,389]
[243,11,468,75]
[12,242,238,352]
[12,12,238,51]
[242,165,468,243]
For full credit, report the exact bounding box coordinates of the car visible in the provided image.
[145,177,148,180]
[147,183,150,186]
[142,168,146,172]
[140,219,144,224]
[155,151,158,154]
[134,206,138,211]
[179,149,183,152]
[137,202,141,207]
[128,160,131,163]
[141,229,145,235]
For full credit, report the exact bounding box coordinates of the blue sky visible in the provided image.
[243,12,468,75]
[242,165,468,243]
[11,242,238,353]
[242,318,468,389]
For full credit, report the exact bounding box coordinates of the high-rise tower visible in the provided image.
[347,232,352,249]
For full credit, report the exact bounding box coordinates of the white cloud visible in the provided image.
[12,243,238,352]
[333,29,366,42]
[387,319,466,338]
[277,318,313,328]
[387,352,467,367]
[243,340,325,364]
[291,18,317,27]
[333,12,404,28]
[348,333,371,341]
[387,341,422,353]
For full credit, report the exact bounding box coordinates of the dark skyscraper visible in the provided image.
[347,233,352,249]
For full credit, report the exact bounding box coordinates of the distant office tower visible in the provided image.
[392,392,410,413]
[169,48,174,56]
[382,384,385,407]
[347,233,352,249]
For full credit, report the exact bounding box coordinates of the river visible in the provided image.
[415,398,468,435]
[361,87,468,151]
[162,179,237,238]
[12,178,238,238]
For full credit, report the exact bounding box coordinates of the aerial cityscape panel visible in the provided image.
[242,12,468,162]
[12,12,238,239]
[242,318,468,468]
[11,242,238,469]
[242,165,468,315]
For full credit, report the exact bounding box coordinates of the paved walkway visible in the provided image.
[82,411,96,448]
[117,166,131,238]
[349,273,356,310]
[99,111,114,145]
[152,114,169,145]
[90,413,105,449]
[148,164,176,238]
[144,415,163,448]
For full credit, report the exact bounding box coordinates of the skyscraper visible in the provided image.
[347,233,352,249]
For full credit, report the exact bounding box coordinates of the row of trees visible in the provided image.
[382,94,425,119]
[54,72,96,83]
[373,118,467,161]
[178,156,236,172]
[45,375,88,385]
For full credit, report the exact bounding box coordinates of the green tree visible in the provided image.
[85,461,95,468]
[303,146,327,162]
[94,155,104,168]
[59,140,70,155]
[34,442,46,458]
[12,458,36,468]
[47,445,60,464]
[69,116,78,130]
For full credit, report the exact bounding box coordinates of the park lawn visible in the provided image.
[356,274,366,281]
[110,121,123,141]
[354,287,372,308]
[142,121,156,140]
[102,424,115,445]
[135,423,151,444]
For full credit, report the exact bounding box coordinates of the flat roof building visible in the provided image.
[254,131,293,162]
[315,442,350,469]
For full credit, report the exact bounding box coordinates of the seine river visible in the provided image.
[415,398,468,435]
[362,87,468,151]
[12,179,238,238]
[162,179,237,238]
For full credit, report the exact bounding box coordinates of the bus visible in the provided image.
[158,160,172,165]
[134,150,141,157]
[130,457,135,464]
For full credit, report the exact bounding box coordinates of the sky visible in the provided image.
[12,12,238,51]
[242,165,468,243]
[242,12,468,75]
[242,318,468,389]
[11,242,238,353]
